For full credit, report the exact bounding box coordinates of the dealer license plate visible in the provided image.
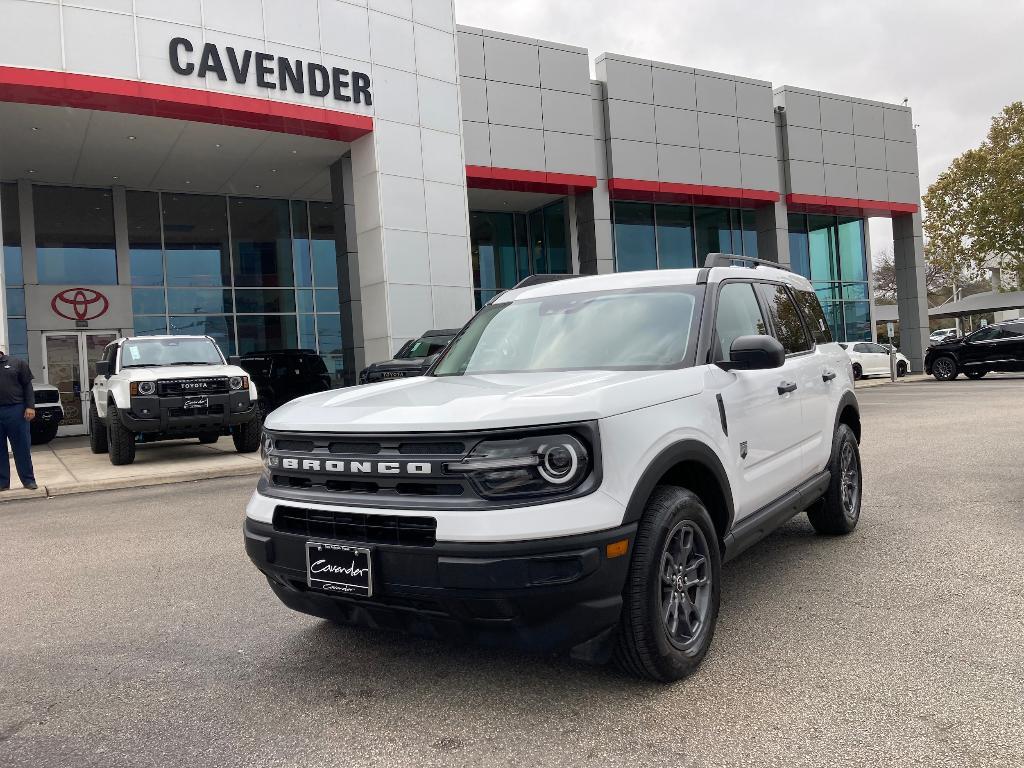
[183,395,209,410]
[305,541,373,597]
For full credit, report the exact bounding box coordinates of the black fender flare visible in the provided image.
[834,390,861,444]
[621,439,735,534]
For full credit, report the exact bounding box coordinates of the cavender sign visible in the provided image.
[169,38,372,105]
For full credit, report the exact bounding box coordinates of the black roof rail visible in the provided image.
[512,273,579,289]
[703,253,791,272]
[421,329,461,337]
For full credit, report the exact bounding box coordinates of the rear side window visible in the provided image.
[714,282,769,361]
[792,289,833,344]
[757,283,812,355]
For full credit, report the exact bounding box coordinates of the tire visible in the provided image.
[89,400,108,454]
[613,486,722,682]
[897,361,907,378]
[807,424,862,536]
[931,356,958,381]
[231,404,263,454]
[31,421,59,446]
[106,403,137,466]
[852,363,863,381]
[198,432,220,444]
[964,369,987,380]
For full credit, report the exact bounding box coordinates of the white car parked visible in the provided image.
[929,328,959,344]
[840,342,909,379]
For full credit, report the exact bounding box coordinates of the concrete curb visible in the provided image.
[855,373,929,390]
[0,463,261,503]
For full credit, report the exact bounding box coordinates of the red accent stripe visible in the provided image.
[608,178,780,208]
[0,66,373,142]
[465,165,597,194]
[786,193,918,217]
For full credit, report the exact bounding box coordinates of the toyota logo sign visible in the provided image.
[51,288,110,321]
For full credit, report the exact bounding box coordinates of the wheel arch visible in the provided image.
[622,440,734,549]
[835,391,861,444]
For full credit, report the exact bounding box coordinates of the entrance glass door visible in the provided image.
[42,331,118,436]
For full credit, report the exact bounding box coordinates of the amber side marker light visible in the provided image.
[606,539,629,558]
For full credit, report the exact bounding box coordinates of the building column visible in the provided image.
[349,125,474,368]
[892,211,929,372]
[330,156,363,386]
[0,184,7,352]
[755,199,790,267]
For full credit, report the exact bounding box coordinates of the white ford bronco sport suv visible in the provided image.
[89,335,262,465]
[245,255,861,682]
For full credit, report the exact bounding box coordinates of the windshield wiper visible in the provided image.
[121,363,163,368]
[166,361,217,366]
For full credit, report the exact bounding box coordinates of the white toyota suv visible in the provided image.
[245,256,862,682]
[89,335,262,465]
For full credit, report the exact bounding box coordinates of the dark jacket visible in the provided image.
[0,353,35,408]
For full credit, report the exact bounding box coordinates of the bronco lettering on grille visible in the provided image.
[280,458,432,474]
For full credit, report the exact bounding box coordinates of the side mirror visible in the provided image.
[95,361,110,377]
[717,335,785,371]
[228,355,241,366]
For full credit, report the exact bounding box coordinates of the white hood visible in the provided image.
[265,369,705,432]
[118,364,247,381]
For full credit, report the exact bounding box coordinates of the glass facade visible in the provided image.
[613,202,758,272]
[1,183,28,359]
[34,186,118,285]
[470,200,568,309]
[788,214,870,341]
[127,190,345,383]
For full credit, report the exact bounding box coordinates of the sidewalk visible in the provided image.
[1,435,261,503]
[855,372,928,389]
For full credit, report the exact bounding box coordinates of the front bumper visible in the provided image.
[245,516,636,658]
[120,392,257,433]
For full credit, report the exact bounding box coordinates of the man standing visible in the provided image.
[0,348,37,490]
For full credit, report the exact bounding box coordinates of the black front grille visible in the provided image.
[159,377,229,395]
[34,389,60,404]
[273,505,437,546]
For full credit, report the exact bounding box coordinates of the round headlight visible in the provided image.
[538,443,580,484]
[137,381,156,396]
[229,376,244,390]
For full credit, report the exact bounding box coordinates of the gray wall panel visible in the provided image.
[607,98,656,142]
[695,74,736,116]
[541,89,593,135]
[489,124,545,169]
[539,47,591,95]
[544,131,595,175]
[654,106,699,147]
[653,66,697,109]
[700,148,742,187]
[885,140,918,173]
[459,76,487,123]
[609,138,659,180]
[785,125,824,162]
[657,144,700,182]
[599,57,654,103]
[852,102,884,138]
[456,29,485,78]
[819,97,854,134]
[824,163,858,198]
[736,81,773,120]
[740,153,778,191]
[821,130,855,167]
[854,135,886,170]
[856,167,888,201]
[738,119,776,157]
[486,80,542,129]
[483,36,540,87]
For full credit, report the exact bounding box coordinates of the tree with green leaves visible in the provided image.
[924,102,1024,283]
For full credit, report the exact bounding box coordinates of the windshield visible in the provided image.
[433,287,701,376]
[403,337,454,359]
[121,338,224,368]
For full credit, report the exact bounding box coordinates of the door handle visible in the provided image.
[822,370,837,382]
[777,381,798,395]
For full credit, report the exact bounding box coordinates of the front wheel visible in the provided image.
[964,369,987,380]
[231,404,263,453]
[31,421,59,446]
[106,404,137,465]
[89,400,108,454]
[807,424,861,535]
[931,356,958,381]
[613,486,721,682]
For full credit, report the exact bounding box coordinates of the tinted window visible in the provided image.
[1002,322,1024,337]
[34,186,117,284]
[971,326,1001,341]
[792,289,833,344]
[715,282,769,361]
[757,283,812,355]
[853,343,872,353]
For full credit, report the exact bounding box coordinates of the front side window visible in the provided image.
[120,338,224,368]
[434,287,700,376]
[757,283,812,355]
[714,282,768,361]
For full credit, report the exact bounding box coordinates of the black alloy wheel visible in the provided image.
[852,363,863,380]
[897,361,907,377]
[660,521,713,651]
[932,356,958,381]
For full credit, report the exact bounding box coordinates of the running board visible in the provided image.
[722,471,831,562]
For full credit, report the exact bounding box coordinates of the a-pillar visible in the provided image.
[892,211,929,371]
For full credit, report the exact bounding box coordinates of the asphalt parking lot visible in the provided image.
[2,376,1022,768]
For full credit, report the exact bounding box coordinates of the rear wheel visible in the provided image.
[964,369,987,380]
[852,363,863,380]
[89,400,108,454]
[106,404,137,466]
[896,361,908,377]
[613,486,721,682]
[931,356,958,381]
[807,424,861,535]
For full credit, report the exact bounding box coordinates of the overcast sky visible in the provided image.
[455,0,1023,260]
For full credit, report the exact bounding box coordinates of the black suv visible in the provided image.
[239,350,332,412]
[925,319,1024,380]
[358,329,459,384]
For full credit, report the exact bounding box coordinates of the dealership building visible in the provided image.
[0,0,928,435]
